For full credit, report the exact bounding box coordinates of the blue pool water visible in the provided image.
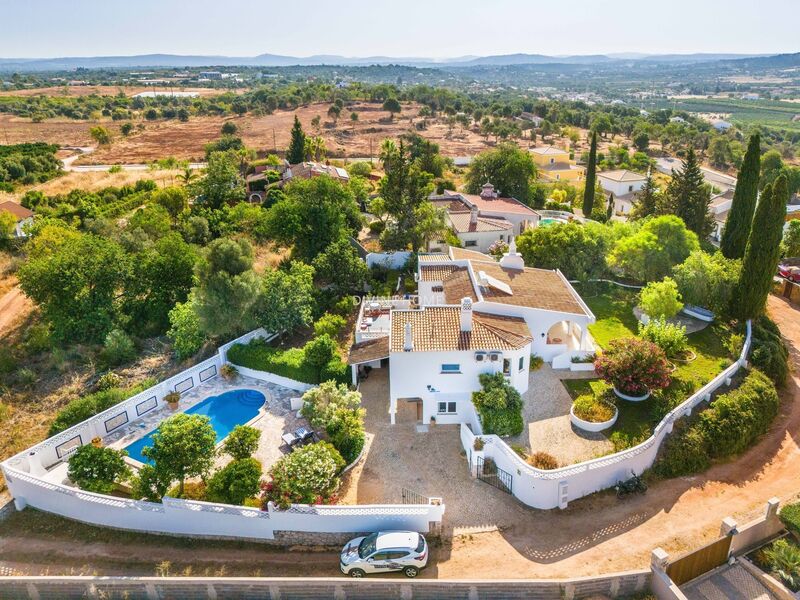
[123,389,265,464]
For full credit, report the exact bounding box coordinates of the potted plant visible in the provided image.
[220,363,238,380]
[164,391,181,411]
[570,392,618,432]
[595,337,671,401]
[91,436,103,448]
[430,415,436,426]
[473,437,485,451]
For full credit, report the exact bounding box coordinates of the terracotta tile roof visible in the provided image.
[390,306,531,352]
[418,253,450,263]
[347,337,390,365]
[430,198,469,212]
[436,191,537,217]
[448,212,513,233]
[442,268,478,303]
[0,201,33,220]
[419,265,462,281]
[470,262,587,315]
[598,169,647,183]
[448,246,492,261]
[285,162,349,182]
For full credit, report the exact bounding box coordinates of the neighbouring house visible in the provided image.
[245,161,350,202]
[709,188,735,242]
[712,120,733,132]
[517,112,544,127]
[531,146,585,183]
[0,201,34,238]
[597,170,648,215]
[669,116,686,124]
[428,184,539,251]
[348,242,596,425]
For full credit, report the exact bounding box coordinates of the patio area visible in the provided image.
[43,373,309,486]
[507,365,614,466]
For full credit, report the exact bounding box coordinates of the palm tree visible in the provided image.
[177,167,197,186]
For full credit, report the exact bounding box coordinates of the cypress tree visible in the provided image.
[630,170,660,220]
[286,115,306,164]
[734,175,789,320]
[582,131,597,217]
[606,192,614,221]
[668,147,714,238]
[720,133,760,259]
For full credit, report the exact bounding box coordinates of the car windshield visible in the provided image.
[358,533,378,558]
[415,534,425,553]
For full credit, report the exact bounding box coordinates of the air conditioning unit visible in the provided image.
[474,351,487,362]
[489,352,502,362]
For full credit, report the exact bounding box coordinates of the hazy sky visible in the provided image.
[1,0,796,58]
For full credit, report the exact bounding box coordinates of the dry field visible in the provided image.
[1,85,241,98]
[1,102,506,164]
[0,169,184,206]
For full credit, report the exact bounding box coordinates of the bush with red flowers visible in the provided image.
[260,441,345,509]
[595,338,671,396]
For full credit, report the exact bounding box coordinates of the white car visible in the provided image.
[340,531,428,578]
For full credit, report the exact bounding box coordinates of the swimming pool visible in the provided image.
[540,217,569,226]
[123,389,266,464]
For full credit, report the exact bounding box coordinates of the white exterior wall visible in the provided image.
[389,346,530,422]
[460,320,752,509]
[456,228,513,253]
[598,176,646,198]
[417,279,445,305]
[477,210,536,235]
[14,217,33,238]
[0,327,446,539]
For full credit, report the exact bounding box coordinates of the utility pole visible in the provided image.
[272,128,276,153]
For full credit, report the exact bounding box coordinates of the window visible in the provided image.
[386,551,409,560]
[549,157,555,164]
[465,240,478,247]
[438,401,457,414]
[503,358,511,375]
[441,364,460,373]
[371,552,390,561]
[628,185,634,192]
[518,356,525,371]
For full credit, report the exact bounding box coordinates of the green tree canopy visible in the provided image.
[464,142,537,204]
[782,220,800,258]
[255,261,316,336]
[193,150,245,209]
[18,231,128,342]
[266,175,361,262]
[142,413,217,497]
[193,237,260,338]
[672,251,741,316]
[312,238,368,294]
[735,176,790,319]
[287,115,306,164]
[639,277,683,320]
[582,131,597,216]
[515,222,607,280]
[721,133,760,260]
[153,186,189,220]
[666,147,714,238]
[68,445,131,494]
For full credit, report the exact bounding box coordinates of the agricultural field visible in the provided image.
[652,97,800,133]
[0,85,239,98]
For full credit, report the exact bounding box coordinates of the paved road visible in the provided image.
[655,156,737,191]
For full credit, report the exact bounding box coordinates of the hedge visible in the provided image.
[750,316,789,386]
[780,502,800,538]
[227,339,349,385]
[655,369,779,477]
[48,379,155,436]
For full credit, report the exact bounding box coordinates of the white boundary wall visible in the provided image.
[0,329,445,540]
[461,320,752,510]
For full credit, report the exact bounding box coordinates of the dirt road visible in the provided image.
[0,286,30,335]
[1,295,798,579]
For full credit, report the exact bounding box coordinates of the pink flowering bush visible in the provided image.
[595,338,671,396]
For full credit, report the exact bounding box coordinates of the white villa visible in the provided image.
[428,184,539,252]
[348,243,596,425]
[597,170,648,215]
[0,201,34,238]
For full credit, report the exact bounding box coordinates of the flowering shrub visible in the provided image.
[261,441,345,509]
[595,338,671,396]
[488,239,509,258]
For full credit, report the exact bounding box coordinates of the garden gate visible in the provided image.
[476,456,513,495]
[666,535,732,585]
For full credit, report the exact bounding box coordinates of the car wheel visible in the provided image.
[403,566,419,578]
[349,568,366,578]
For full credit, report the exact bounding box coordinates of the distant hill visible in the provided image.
[0,51,785,72]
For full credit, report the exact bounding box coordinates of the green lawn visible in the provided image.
[569,283,738,451]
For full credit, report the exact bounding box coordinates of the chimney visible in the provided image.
[500,237,525,271]
[403,322,414,351]
[460,297,473,332]
[480,182,497,200]
[470,206,478,225]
